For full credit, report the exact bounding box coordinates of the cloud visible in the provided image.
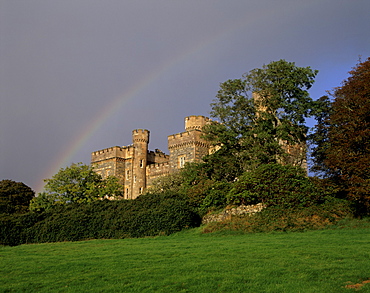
[1,0,369,192]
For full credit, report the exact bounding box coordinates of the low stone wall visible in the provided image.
[202,203,265,224]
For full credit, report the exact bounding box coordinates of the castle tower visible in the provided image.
[131,129,149,199]
[185,115,210,131]
[168,116,211,171]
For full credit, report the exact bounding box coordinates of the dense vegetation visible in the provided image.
[0,192,200,246]
[310,57,370,213]
[29,163,123,211]
[1,58,369,246]
[147,59,369,218]
[0,180,35,214]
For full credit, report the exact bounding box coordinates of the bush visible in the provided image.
[202,198,353,234]
[227,163,324,208]
[0,193,201,246]
[0,212,48,246]
[198,181,231,215]
[0,180,35,214]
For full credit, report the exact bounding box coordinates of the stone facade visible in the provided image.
[91,116,211,199]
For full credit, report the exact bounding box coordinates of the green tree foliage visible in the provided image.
[0,180,35,214]
[30,163,123,211]
[203,60,319,180]
[146,171,185,195]
[311,58,370,213]
[99,176,123,199]
[228,164,323,208]
[309,95,333,177]
[29,192,59,212]
[146,162,230,215]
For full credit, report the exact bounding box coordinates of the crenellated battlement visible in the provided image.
[147,150,169,158]
[168,129,209,149]
[147,148,169,165]
[132,129,150,143]
[147,149,167,156]
[168,140,210,150]
[91,146,132,163]
[185,115,211,131]
[91,145,134,155]
[168,131,193,140]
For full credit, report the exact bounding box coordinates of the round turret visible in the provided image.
[131,129,149,199]
[184,115,210,131]
[132,129,150,143]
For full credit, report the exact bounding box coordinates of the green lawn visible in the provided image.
[1,227,370,292]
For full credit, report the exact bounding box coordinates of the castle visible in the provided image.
[91,115,212,199]
[91,111,307,200]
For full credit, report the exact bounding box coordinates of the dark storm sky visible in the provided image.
[1,0,369,193]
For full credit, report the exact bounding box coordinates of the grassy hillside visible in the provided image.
[1,224,370,292]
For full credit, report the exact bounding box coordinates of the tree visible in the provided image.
[145,171,185,195]
[312,58,370,213]
[203,60,319,179]
[99,176,124,200]
[29,191,57,212]
[227,163,322,208]
[309,95,333,177]
[30,163,123,211]
[145,162,230,214]
[0,180,35,214]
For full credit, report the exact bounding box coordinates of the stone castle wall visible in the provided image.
[168,125,210,170]
[202,203,266,224]
[91,115,211,199]
[91,146,135,183]
[146,162,170,187]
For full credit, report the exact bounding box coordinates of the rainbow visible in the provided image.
[36,54,203,193]
[36,67,165,193]
[35,4,295,193]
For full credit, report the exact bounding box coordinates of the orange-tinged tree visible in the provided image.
[315,58,370,213]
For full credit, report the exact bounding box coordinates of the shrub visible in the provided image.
[0,212,47,246]
[0,180,35,214]
[1,193,201,246]
[227,163,323,208]
[198,181,231,215]
[202,198,353,234]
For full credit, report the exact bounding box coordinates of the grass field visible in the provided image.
[1,226,370,292]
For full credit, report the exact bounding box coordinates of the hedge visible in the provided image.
[0,193,201,246]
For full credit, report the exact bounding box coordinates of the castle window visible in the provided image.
[178,155,186,168]
[126,170,130,179]
[134,175,136,183]
[139,187,143,194]
[140,159,144,168]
